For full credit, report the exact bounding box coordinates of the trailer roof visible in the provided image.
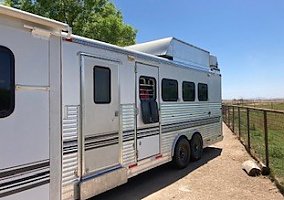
[0,5,71,34]
[68,34,211,72]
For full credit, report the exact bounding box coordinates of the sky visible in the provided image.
[112,0,284,100]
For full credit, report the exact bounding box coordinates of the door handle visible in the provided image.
[115,111,119,117]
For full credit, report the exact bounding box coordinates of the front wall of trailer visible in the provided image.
[0,16,57,199]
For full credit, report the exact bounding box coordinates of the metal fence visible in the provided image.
[222,105,284,191]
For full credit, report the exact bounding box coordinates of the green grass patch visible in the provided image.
[246,102,284,111]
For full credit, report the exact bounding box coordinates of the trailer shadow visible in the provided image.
[91,147,222,200]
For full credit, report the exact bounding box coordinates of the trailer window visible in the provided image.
[198,83,208,101]
[182,81,195,101]
[162,79,178,101]
[0,46,15,118]
[139,76,156,100]
[93,66,111,104]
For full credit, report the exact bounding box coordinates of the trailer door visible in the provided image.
[136,63,160,160]
[81,55,120,174]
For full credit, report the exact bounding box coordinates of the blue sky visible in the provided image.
[112,0,284,100]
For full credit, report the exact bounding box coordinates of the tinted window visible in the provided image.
[139,76,156,100]
[93,66,111,104]
[162,79,178,101]
[198,83,208,101]
[0,46,15,118]
[183,81,195,101]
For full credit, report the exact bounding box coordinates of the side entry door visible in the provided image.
[136,63,160,160]
[81,55,120,175]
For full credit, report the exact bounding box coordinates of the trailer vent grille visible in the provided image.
[121,104,136,165]
[62,105,80,200]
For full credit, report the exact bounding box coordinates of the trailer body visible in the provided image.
[0,5,222,200]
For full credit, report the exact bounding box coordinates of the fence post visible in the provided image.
[232,106,235,132]
[263,110,269,168]
[247,108,250,152]
[226,106,228,124]
[223,105,226,124]
[238,107,241,138]
[228,106,230,127]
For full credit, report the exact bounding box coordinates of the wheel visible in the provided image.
[173,137,191,169]
[190,134,203,161]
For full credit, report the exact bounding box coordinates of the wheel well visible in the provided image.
[171,135,189,157]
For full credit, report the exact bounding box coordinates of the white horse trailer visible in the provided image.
[0,5,223,200]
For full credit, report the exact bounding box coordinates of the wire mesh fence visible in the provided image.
[222,105,284,189]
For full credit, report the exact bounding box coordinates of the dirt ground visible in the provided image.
[93,124,283,200]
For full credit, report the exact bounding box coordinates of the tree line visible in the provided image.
[4,0,137,46]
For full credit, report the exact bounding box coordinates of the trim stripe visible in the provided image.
[0,179,49,198]
[85,132,118,142]
[85,139,119,150]
[0,171,49,189]
[63,140,78,155]
[137,126,159,139]
[122,117,220,141]
[0,160,49,179]
[137,125,159,132]
[0,160,50,198]
[162,116,220,133]
[122,126,160,142]
[122,131,135,142]
[85,132,119,151]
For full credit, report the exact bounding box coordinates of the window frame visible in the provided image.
[182,81,195,102]
[93,66,111,104]
[162,78,178,102]
[139,76,157,101]
[0,46,15,118]
[198,83,208,101]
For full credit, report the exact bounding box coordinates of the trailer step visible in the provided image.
[79,167,127,200]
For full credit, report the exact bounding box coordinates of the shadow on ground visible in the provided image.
[90,147,222,200]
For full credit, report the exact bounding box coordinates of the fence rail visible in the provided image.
[222,105,284,192]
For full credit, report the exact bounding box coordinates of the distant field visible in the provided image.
[224,100,284,111]
[246,102,284,111]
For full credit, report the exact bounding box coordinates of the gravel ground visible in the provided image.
[93,123,283,200]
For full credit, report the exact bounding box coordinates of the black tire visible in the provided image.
[173,137,191,169]
[190,134,203,161]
